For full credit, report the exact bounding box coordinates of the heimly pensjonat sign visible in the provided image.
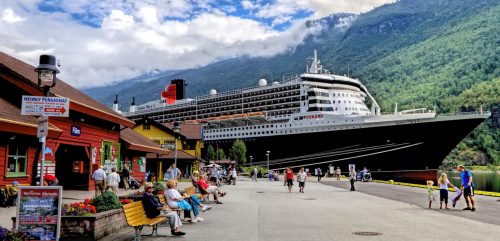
[21,95,69,117]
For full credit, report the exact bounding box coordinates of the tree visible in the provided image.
[206,145,215,161]
[229,139,247,164]
[217,149,226,160]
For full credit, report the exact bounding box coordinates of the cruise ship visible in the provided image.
[124,51,490,183]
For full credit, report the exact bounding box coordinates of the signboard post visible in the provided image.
[37,116,49,138]
[16,186,62,241]
[21,95,69,185]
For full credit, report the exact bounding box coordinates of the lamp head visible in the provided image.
[35,55,59,88]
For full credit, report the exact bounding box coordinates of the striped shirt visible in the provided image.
[92,168,107,181]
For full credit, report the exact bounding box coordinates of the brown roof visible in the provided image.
[163,123,202,140]
[145,149,196,160]
[120,128,170,155]
[0,97,62,138]
[0,51,134,127]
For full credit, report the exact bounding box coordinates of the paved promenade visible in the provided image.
[320,178,500,226]
[101,177,500,241]
[1,178,499,240]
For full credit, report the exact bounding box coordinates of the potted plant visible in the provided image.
[152,182,165,195]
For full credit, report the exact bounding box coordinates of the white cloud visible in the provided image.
[241,0,256,10]
[2,8,25,23]
[0,0,393,89]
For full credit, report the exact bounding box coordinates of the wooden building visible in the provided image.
[0,52,167,190]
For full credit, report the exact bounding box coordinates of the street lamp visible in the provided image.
[35,55,59,186]
[249,156,253,166]
[35,55,59,97]
[173,122,181,167]
[266,150,270,171]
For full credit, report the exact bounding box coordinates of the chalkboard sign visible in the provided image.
[16,186,62,241]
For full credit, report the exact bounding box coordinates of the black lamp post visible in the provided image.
[34,55,59,186]
[173,122,181,166]
[266,151,270,171]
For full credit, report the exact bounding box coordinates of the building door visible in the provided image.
[55,144,90,190]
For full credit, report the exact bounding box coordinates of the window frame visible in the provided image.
[6,143,29,177]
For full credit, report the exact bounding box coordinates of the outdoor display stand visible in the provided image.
[16,186,63,241]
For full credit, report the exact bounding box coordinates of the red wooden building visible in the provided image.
[0,51,168,190]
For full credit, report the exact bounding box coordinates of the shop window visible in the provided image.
[7,144,28,177]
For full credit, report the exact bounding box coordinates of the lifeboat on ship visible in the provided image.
[248,112,264,117]
[207,117,220,122]
[233,113,248,118]
[219,115,234,120]
[185,120,198,124]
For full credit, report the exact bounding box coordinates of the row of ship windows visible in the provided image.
[197,94,300,109]
[309,107,370,112]
[197,86,300,104]
[309,99,364,105]
[206,122,362,139]
[308,91,362,98]
[206,118,359,133]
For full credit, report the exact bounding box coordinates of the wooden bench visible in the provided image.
[122,201,167,241]
[157,195,181,215]
[185,186,209,202]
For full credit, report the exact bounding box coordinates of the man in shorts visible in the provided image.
[457,165,475,211]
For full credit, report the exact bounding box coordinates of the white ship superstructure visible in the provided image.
[123,51,489,184]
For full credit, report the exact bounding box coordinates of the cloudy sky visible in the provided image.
[0,0,394,89]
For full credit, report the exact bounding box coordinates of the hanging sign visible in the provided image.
[16,186,62,241]
[21,95,69,117]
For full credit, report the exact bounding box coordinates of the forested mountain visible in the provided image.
[86,0,500,166]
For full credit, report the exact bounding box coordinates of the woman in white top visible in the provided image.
[297,167,307,193]
[165,179,208,223]
[438,173,456,209]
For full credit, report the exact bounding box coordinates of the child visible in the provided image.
[427,180,435,209]
[297,167,307,193]
[437,173,456,209]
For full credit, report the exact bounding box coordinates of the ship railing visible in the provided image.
[437,111,491,117]
[399,108,429,114]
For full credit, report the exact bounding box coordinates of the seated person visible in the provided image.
[165,179,210,223]
[197,174,225,204]
[191,171,200,190]
[142,182,185,236]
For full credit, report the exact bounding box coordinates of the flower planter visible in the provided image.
[60,209,127,240]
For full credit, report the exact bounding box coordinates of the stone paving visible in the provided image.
[102,177,500,241]
[2,178,500,240]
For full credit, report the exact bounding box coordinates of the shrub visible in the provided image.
[152,182,165,195]
[92,191,121,212]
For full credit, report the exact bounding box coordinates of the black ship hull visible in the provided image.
[206,115,487,183]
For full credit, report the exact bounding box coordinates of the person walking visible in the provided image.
[336,167,341,181]
[349,166,356,191]
[108,167,120,196]
[317,168,322,181]
[268,169,273,181]
[92,165,106,197]
[167,164,181,181]
[285,166,294,192]
[438,173,456,209]
[210,164,218,185]
[252,167,258,182]
[231,166,237,185]
[458,165,476,211]
[121,164,130,190]
[297,167,307,193]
